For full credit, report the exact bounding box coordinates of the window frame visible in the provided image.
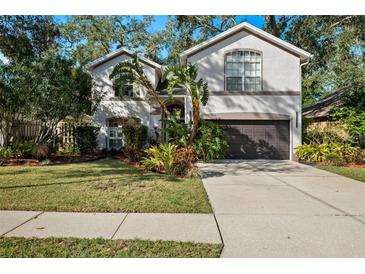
[224,49,263,92]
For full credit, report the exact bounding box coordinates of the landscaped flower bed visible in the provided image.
[1,153,105,166]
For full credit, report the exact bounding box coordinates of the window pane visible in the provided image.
[244,53,250,61]
[226,50,261,91]
[226,77,242,91]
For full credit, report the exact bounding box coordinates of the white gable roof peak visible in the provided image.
[179,21,311,65]
[86,47,162,70]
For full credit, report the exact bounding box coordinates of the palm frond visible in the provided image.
[200,80,209,106]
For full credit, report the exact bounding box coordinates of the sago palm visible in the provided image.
[163,63,209,145]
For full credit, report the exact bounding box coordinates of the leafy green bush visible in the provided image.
[74,126,99,153]
[61,143,79,157]
[295,143,364,165]
[163,111,189,147]
[12,141,35,158]
[163,117,229,161]
[303,127,345,145]
[0,147,16,163]
[194,120,229,161]
[332,107,365,148]
[122,123,148,150]
[142,143,177,175]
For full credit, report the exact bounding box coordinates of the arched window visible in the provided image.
[225,50,262,91]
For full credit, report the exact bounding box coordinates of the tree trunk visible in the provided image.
[265,15,280,37]
[188,97,200,146]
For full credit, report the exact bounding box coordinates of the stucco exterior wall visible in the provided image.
[186,29,303,160]
[187,30,301,92]
[91,52,159,149]
[92,52,158,99]
[199,95,301,159]
[92,100,150,149]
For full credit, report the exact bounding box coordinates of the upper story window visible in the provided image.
[225,50,262,91]
[114,81,134,97]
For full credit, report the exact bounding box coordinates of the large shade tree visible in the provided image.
[0,16,94,146]
[60,16,163,65]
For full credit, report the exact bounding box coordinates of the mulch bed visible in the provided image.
[1,153,105,166]
[301,161,365,168]
[111,153,141,168]
[345,163,365,168]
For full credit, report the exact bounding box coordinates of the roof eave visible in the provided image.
[179,22,311,64]
[86,47,162,71]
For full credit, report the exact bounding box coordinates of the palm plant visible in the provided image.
[109,54,169,115]
[163,63,209,145]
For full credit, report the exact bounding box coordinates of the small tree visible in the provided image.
[163,63,209,145]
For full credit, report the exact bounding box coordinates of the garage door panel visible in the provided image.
[216,120,290,160]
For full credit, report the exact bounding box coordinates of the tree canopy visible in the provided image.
[0,15,364,130]
[0,16,94,145]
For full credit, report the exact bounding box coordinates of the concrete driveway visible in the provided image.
[198,160,365,257]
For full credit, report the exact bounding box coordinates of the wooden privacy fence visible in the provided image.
[0,120,80,149]
[0,121,43,145]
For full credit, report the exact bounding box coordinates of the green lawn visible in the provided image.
[318,166,365,183]
[0,237,222,258]
[0,158,212,213]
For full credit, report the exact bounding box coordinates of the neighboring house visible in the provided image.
[88,22,311,160]
[302,86,351,128]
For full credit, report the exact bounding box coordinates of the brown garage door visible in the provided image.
[216,120,290,160]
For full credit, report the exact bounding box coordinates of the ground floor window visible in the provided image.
[106,117,140,151]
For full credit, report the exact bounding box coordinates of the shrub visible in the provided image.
[303,127,346,145]
[332,107,365,148]
[0,147,15,164]
[122,123,148,150]
[194,120,229,161]
[163,111,189,147]
[12,141,35,158]
[60,143,79,157]
[142,143,177,175]
[295,143,365,165]
[173,146,197,176]
[74,126,99,153]
[32,143,50,160]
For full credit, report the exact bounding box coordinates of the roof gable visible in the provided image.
[86,47,161,70]
[180,22,311,65]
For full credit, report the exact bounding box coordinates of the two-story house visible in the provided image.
[88,22,311,160]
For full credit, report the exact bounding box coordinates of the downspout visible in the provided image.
[293,58,310,161]
[300,59,310,68]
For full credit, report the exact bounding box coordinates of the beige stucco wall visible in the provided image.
[92,53,158,99]
[186,29,303,160]
[201,95,301,159]
[91,52,158,149]
[92,100,150,149]
[187,30,301,92]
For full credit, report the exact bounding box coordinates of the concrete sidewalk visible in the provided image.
[0,210,222,244]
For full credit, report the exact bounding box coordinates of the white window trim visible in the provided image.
[224,50,263,92]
